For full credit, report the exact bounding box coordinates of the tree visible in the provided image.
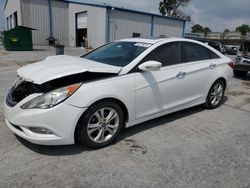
[223,29,230,34]
[235,24,250,36]
[222,29,230,38]
[191,24,204,33]
[203,27,211,37]
[159,0,191,21]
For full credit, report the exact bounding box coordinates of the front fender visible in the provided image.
[64,74,136,123]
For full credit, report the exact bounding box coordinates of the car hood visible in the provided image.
[17,55,122,84]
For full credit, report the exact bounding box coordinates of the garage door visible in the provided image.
[77,12,87,29]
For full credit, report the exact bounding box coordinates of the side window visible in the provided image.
[181,42,219,63]
[141,42,179,67]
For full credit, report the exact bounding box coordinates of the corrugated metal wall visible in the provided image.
[68,4,106,48]
[153,17,183,37]
[4,0,22,28]
[22,0,50,45]
[21,0,69,46]
[51,0,69,46]
[19,0,183,46]
[109,10,151,41]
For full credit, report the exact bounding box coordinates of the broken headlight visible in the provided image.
[21,83,81,109]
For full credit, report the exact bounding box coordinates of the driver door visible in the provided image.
[135,42,188,119]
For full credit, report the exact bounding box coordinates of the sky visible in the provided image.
[0,0,4,30]
[0,0,250,32]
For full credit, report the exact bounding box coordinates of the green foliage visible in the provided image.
[235,24,250,36]
[191,25,211,37]
[223,29,230,34]
[191,24,204,33]
[203,27,211,37]
[222,29,230,38]
[159,0,191,21]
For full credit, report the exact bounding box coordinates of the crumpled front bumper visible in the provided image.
[4,95,86,145]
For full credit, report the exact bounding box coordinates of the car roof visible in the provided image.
[119,38,165,44]
[118,37,211,45]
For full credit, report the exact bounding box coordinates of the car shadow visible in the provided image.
[32,49,48,51]
[16,135,90,155]
[16,97,228,156]
[117,96,228,143]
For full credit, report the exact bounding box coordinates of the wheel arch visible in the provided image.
[204,77,227,109]
[216,77,227,89]
[205,77,227,100]
[74,97,129,142]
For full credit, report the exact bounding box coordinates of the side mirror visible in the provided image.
[138,61,162,72]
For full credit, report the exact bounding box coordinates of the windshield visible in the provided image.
[82,42,151,67]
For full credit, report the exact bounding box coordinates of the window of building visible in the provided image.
[181,42,219,63]
[6,17,9,30]
[141,42,180,67]
[10,15,12,29]
[132,33,141,38]
[14,12,18,27]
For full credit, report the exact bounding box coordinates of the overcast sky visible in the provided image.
[0,0,4,30]
[0,0,250,32]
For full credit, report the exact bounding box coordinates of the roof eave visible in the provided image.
[4,0,8,10]
[64,0,186,22]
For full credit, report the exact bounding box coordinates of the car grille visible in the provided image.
[6,81,44,107]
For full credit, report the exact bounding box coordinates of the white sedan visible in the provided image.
[4,38,233,148]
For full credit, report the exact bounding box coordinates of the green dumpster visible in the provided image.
[2,26,36,51]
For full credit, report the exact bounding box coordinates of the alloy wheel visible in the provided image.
[210,83,224,106]
[87,108,119,143]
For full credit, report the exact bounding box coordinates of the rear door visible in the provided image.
[179,41,221,103]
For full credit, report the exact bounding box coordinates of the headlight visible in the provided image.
[21,83,81,109]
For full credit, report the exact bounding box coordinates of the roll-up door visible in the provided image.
[77,12,87,29]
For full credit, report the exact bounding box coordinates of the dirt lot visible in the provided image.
[0,49,250,187]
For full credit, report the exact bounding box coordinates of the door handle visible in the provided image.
[209,63,216,69]
[176,71,186,78]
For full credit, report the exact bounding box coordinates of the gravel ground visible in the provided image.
[0,51,249,188]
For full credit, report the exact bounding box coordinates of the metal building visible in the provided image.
[4,0,186,48]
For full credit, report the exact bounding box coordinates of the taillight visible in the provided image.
[228,61,234,69]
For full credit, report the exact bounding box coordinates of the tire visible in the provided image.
[76,101,125,149]
[204,80,225,109]
[234,70,247,77]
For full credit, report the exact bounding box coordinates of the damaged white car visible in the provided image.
[4,38,233,148]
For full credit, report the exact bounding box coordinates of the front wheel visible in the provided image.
[76,101,125,149]
[204,80,225,109]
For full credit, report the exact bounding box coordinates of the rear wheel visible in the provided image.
[234,70,247,77]
[205,80,225,109]
[76,101,125,149]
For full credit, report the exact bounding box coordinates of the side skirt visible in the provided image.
[125,100,206,128]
